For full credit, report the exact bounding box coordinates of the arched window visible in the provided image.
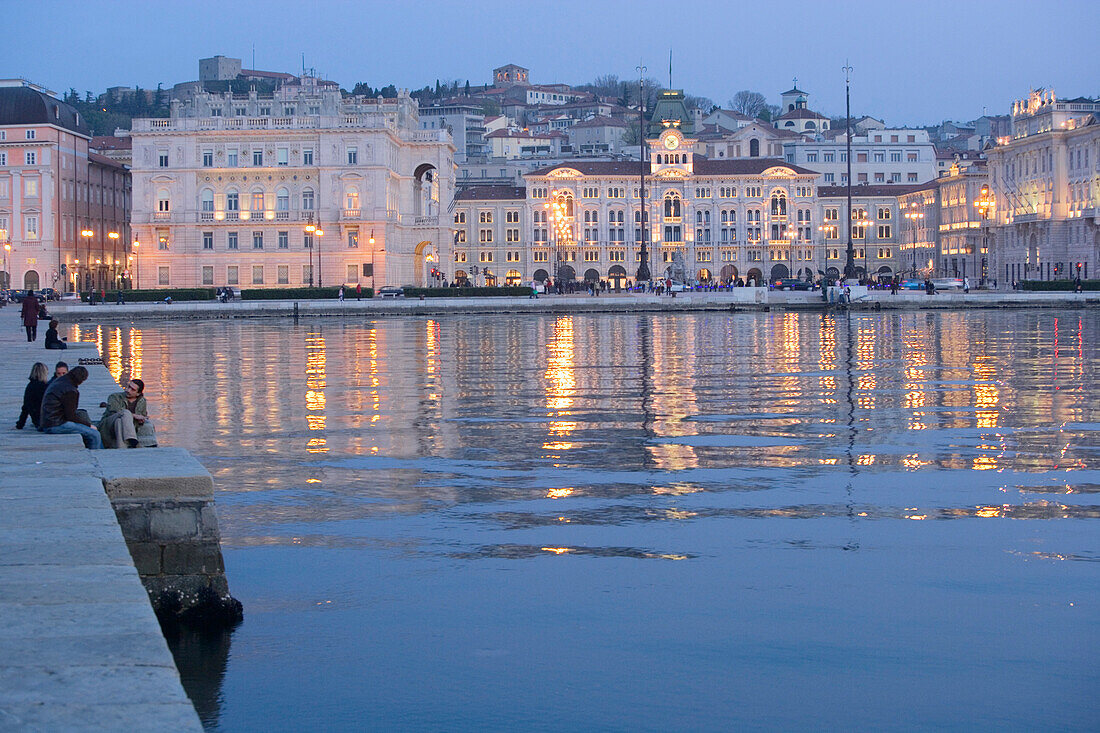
[663,194,681,220]
[225,189,239,211]
[770,190,788,218]
[345,186,359,210]
[250,188,264,212]
[749,138,760,157]
[276,187,289,211]
[200,189,214,212]
[302,188,314,211]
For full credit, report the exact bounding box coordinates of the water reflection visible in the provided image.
[72,310,1100,731]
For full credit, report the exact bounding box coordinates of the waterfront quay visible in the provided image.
[0,334,203,730]
[37,288,1100,322]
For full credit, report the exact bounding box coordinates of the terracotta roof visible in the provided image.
[528,161,647,176]
[486,128,566,139]
[88,151,127,170]
[91,135,132,151]
[455,185,526,201]
[818,183,930,198]
[527,157,818,177]
[775,108,829,121]
[570,115,630,129]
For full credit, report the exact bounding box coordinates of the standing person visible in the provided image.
[15,362,49,430]
[964,276,970,293]
[355,282,362,301]
[338,286,345,302]
[44,319,67,350]
[40,366,102,449]
[21,293,38,342]
[98,378,156,449]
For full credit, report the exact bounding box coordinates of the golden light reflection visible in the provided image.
[543,442,574,451]
[901,453,931,470]
[975,505,1005,518]
[108,327,123,383]
[546,488,574,498]
[541,547,573,555]
[129,328,143,380]
[544,316,576,442]
[305,331,328,453]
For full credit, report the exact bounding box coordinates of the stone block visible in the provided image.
[93,448,215,501]
[112,504,152,541]
[148,506,201,541]
[198,504,222,537]
[126,541,163,575]
[161,542,225,575]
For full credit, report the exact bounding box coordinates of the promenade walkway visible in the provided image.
[0,332,201,730]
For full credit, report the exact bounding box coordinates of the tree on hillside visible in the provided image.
[684,95,716,112]
[729,90,768,118]
[463,80,470,96]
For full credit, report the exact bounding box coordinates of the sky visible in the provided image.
[7,0,1099,126]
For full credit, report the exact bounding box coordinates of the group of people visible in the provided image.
[19,293,68,348]
[15,359,156,451]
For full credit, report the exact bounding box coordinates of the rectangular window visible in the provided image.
[907,152,918,162]
[277,148,288,166]
[24,178,38,197]
[252,266,264,285]
[347,264,357,281]
[26,129,36,140]
[158,151,168,167]
[202,266,214,285]
[824,173,834,182]
[228,231,239,250]
[253,231,263,249]
[878,225,892,238]
[227,266,239,285]
[301,264,312,284]
[506,228,520,242]
[157,230,169,250]
[302,149,314,165]
[278,231,289,249]
[202,231,214,250]
[533,251,548,262]
[25,215,39,239]
[202,150,213,167]
[0,152,6,166]
[252,149,263,166]
[347,230,359,248]
[908,173,919,182]
[890,152,901,162]
[158,267,170,285]
[227,150,238,167]
[479,229,493,243]
[347,147,358,165]
[278,265,289,284]
[26,152,37,165]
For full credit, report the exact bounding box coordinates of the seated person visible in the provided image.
[50,361,69,383]
[40,366,102,449]
[98,378,157,448]
[16,362,49,430]
[44,319,67,349]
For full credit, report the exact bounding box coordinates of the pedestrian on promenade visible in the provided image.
[356,282,362,301]
[40,366,102,449]
[116,290,125,305]
[98,378,156,449]
[44,319,67,350]
[338,286,345,302]
[20,293,38,342]
[15,362,49,430]
[964,276,970,293]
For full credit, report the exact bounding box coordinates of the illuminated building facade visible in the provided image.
[985,89,1100,284]
[936,160,992,281]
[452,127,825,286]
[0,79,131,292]
[897,181,939,278]
[817,185,913,280]
[130,77,454,290]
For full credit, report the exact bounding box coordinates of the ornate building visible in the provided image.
[130,77,453,290]
[985,89,1100,284]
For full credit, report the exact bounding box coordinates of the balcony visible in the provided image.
[413,215,439,227]
[275,211,291,221]
[342,209,362,220]
[154,211,171,221]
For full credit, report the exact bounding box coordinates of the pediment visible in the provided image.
[762,166,797,178]
[547,167,582,179]
[654,168,689,178]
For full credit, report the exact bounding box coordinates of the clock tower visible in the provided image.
[649,128,695,175]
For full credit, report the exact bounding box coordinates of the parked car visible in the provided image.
[932,278,965,290]
[59,291,82,301]
[39,287,62,301]
[772,278,812,291]
[378,286,405,298]
[10,289,45,303]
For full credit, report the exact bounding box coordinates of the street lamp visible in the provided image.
[80,229,94,291]
[636,61,651,284]
[369,230,376,291]
[108,232,119,291]
[304,215,323,287]
[842,62,855,280]
[131,240,140,290]
[904,207,925,278]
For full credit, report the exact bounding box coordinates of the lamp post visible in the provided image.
[131,241,140,290]
[108,232,119,290]
[843,62,855,280]
[369,230,376,291]
[636,62,651,284]
[80,229,93,292]
[1,227,9,290]
[904,207,925,278]
[305,215,323,288]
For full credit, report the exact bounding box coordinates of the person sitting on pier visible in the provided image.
[97,378,157,449]
[40,366,102,449]
[50,361,68,383]
[44,319,67,350]
[15,362,49,431]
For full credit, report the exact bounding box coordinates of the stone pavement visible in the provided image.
[0,327,201,730]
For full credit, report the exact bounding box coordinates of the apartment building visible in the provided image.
[784,128,936,186]
[0,79,131,292]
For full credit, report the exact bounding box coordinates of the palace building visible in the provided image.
[130,75,454,290]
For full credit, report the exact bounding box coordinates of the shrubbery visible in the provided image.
[241,287,370,300]
[1018,280,1100,291]
[87,288,216,302]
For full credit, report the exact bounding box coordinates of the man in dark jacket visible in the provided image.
[21,293,39,341]
[40,366,102,449]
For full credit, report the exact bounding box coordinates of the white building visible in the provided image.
[130,77,454,290]
[985,89,1100,284]
[784,128,936,186]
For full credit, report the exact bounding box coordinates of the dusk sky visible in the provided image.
[9,0,1099,125]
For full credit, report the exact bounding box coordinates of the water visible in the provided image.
[74,310,1098,731]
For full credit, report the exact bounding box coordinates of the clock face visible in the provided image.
[664,134,679,150]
